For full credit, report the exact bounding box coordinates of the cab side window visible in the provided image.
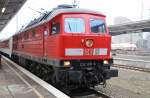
[51,23,60,35]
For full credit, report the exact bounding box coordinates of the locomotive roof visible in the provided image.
[18,8,104,33]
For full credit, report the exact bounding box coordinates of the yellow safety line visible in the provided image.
[3,60,45,98]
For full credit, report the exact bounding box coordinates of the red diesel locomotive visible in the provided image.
[0,5,118,91]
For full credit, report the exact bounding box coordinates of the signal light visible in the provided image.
[85,39,93,48]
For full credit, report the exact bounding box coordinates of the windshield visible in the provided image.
[65,18,85,33]
[90,19,106,33]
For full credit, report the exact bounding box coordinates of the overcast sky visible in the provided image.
[0,0,150,40]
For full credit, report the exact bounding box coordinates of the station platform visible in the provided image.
[0,57,69,98]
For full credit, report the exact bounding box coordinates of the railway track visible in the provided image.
[113,64,150,73]
[70,88,112,98]
[113,57,150,73]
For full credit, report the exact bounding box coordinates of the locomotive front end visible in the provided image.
[57,12,118,89]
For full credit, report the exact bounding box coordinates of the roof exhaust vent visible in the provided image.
[57,4,74,9]
[53,4,74,10]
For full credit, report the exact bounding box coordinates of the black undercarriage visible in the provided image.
[57,60,118,90]
[11,54,118,93]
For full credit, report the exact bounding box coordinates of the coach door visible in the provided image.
[44,26,49,57]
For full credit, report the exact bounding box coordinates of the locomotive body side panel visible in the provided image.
[46,15,63,59]
[22,26,44,56]
[13,24,46,57]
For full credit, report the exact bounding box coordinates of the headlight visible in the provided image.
[103,60,109,64]
[85,39,94,47]
[64,61,70,67]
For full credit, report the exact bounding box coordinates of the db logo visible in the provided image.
[84,49,93,55]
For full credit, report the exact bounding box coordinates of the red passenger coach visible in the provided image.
[1,5,118,91]
[0,40,9,48]
[0,39,12,57]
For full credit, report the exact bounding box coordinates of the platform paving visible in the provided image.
[0,60,57,98]
[96,68,150,98]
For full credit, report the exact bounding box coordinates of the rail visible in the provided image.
[70,88,112,98]
[114,57,150,63]
[113,58,150,72]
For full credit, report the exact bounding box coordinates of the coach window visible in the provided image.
[32,30,36,37]
[24,33,27,40]
[90,19,106,33]
[51,22,60,35]
[65,18,85,33]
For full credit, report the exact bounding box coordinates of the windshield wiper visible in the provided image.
[68,22,72,32]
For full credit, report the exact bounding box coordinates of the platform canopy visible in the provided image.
[0,0,26,32]
[109,19,150,36]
